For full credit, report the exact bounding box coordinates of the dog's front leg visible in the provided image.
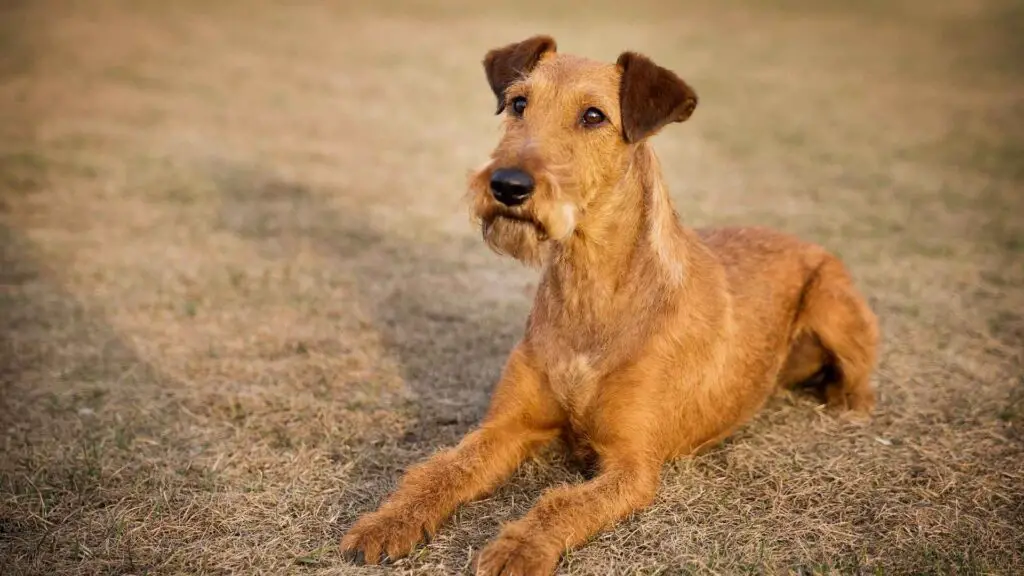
[340,346,562,565]
[474,447,661,576]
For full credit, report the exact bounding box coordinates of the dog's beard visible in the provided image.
[480,211,548,267]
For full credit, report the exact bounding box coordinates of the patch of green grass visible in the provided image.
[999,376,1024,425]
[73,387,108,409]
[917,545,986,576]
[0,150,49,193]
[227,268,246,289]
[104,64,168,90]
[162,183,200,205]
[1001,234,1024,253]
[114,423,136,451]
[0,149,103,195]
[294,543,334,567]
[988,310,1023,346]
[269,425,294,450]
[903,238,957,260]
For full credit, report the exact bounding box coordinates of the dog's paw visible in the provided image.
[474,533,560,576]
[825,382,875,422]
[339,509,431,565]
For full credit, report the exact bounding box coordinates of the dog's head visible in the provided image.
[466,35,698,266]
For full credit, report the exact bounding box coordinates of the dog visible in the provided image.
[340,35,879,576]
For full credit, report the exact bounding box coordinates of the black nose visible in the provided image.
[489,168,535,206]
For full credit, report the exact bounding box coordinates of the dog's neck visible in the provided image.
[542,142,689,323]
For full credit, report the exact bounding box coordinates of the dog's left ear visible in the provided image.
[483,35,557,114]
[616,51,698,143]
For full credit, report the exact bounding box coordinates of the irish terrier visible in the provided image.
[341,35,879,575]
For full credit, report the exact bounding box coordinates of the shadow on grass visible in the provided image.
[209,162,526,445]
[0,224,191,574]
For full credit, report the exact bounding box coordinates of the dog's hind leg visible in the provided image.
[778,331,831,390]
[789,255,879,416]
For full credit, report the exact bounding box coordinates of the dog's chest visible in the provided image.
[545,353,600,426]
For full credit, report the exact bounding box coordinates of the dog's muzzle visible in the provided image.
[489,168,534,206]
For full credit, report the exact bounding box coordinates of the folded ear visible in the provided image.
[616,51,698,143]
[482,35,557,114]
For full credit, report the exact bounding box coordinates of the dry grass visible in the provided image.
[1,0,1022,574]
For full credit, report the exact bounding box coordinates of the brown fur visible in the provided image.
[340,35,880,575]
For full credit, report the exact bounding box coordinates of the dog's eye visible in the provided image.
[581,107,606,126]
[510,96,527,117]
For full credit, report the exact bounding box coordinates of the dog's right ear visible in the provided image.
[483,35,557,114]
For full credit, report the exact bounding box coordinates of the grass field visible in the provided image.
[1,0,1022,574]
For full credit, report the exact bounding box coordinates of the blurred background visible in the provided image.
[1,0,1022,574]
